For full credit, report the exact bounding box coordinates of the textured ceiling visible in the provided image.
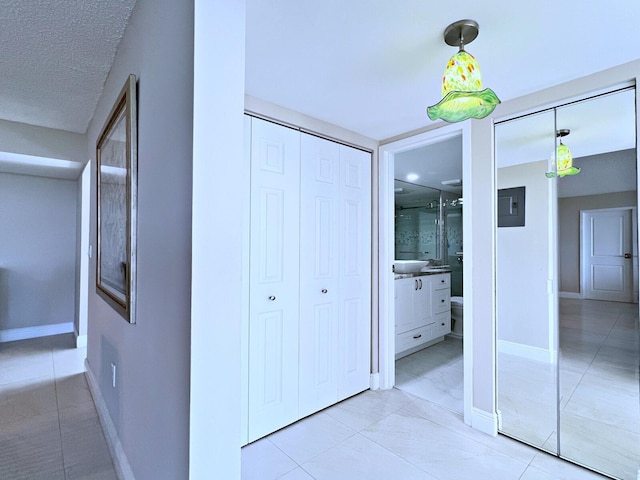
[0,0,136,134]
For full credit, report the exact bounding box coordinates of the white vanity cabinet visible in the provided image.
[245,116,371,443]
[395,273,451,358]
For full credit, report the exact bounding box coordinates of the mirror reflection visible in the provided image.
[496,109,558,453]
[556,91,639,479]
[496,88,640,479]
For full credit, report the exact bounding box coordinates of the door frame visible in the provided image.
[580,206,639,303]
[378,122,472,425]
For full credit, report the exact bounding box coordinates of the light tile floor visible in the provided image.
[395,336,464,414]
[242,387,607,479]
[0,334,117,480]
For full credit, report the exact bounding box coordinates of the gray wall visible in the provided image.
[0,172,77,332]
[559,190,637,293]
[497,160,552,350]
[86,0,193,478]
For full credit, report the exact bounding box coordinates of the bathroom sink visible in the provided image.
[394,260,429,273]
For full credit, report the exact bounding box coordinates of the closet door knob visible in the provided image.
[321,289,328,294]
[268,295,276,301]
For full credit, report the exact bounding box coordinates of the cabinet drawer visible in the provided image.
[434,290,450,314]
[433,274,450,290]
[433,312,451,337]
[396,324,433,353]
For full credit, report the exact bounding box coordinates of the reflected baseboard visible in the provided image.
[559,291,582,299]
[497,339,553,363]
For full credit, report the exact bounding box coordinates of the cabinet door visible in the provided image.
[337,144,371,399]
[395,278,416,334]
[299,134,340,417]
[248,118,300,441]
[414,276,432,326]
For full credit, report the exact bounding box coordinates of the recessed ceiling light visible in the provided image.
[407,173,419,181]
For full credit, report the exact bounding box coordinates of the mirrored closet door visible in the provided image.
[496,87,640,480]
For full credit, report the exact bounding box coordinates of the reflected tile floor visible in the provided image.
[242,388,607,480]
[394,336,464,414]
[0,334,117,480]
[498,298,640,480]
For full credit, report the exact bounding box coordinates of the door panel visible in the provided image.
[299,133,340,417]
[248,118,300,441]
[338,145,371,398]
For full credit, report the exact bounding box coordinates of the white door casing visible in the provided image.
[581,208,634,302]
[378,122,473,428]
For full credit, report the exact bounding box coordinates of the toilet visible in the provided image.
[450,296,463,338]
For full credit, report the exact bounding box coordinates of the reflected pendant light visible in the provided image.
[427,19,501,123]
[546,129,581,178]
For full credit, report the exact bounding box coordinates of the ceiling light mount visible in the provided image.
[443,19,479,49]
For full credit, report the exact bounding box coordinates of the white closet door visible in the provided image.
[248,118,300,441]
[337,145,371,399]
[299,134,340,417]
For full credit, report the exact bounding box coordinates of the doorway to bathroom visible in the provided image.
[378,122,471,421]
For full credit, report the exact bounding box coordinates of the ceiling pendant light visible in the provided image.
[427,19,500,123]
[546,129,581,178]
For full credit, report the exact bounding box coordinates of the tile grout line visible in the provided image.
[50,340,69,480]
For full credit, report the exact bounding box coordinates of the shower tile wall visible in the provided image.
[446,210,463,296]
[395,210,438,261]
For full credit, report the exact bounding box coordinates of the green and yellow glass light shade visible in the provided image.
[546,129,581,178]
[427,20,501,123]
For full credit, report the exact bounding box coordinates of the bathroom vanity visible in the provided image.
[394,271,451,358]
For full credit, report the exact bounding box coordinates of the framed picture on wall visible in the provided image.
[96,74,138,323]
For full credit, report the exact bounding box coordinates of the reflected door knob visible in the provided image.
[268,295,276,301]
[321,289,328,294]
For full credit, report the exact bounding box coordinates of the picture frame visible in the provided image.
[96,74,138,323]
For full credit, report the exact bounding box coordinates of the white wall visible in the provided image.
[0,172,77,337]
[497,160,551,351]
[190,1,246,478]
[85,0,194,478]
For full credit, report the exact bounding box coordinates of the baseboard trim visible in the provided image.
[369,372,380,390]
[85,360,135,480]
[0,322,73,343]
[75,333,87,348]
[471,407,497,436]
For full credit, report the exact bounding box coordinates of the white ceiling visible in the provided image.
[245,0,640,141]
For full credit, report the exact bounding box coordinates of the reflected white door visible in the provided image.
[581,208,633,302]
